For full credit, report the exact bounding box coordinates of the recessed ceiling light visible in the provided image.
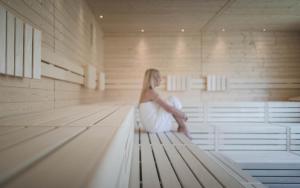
[222,28,225,32]
[99,15,103,19]
[141,29,144,33]
[181,28,185,32]
[263,28,267,32]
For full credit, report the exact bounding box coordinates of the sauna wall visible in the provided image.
[104,32,300,103]
[0,0,104,118]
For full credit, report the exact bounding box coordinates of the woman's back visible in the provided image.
[139,101,159,131]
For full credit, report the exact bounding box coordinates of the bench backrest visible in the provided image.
[136,101,300,151]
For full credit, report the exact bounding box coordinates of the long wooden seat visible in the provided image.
[0,104,118,126]
[218,151,300,188]
[0,104,135,188]
[129,128,265,188]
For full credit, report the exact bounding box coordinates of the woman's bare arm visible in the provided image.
[148,90,186,119]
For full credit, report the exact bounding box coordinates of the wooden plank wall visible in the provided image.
[0,0,104,117]
[104,32,300,103]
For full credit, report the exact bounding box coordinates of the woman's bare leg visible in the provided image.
[173,115,191,139]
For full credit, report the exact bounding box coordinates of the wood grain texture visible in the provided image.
[6,11,15,75]
[104,32,300,102]
[0,0,105,117]
[24,24,33,78]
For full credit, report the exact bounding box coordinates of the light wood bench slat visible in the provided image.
[94,106,132,126]
[165,132,184,145]
[157,133,171,145]
[0,127,25,136]
[149,133,162,145]
[174,132,193,145]
[0,106,84,125]
[163,144,202,188]
[30,105,106,126]
[0,127,85,184]
[176,145,223,188]
[0,127,55,151]
[209,152,265,188]
[151,144,181,188]
[0,105,103,126]
[128,133,140,188]
[141,144,161,188]
[69,106,119,127]
[38,107,104,126]
[1,126,118,188]
[187,144,246,188]
[140,131,150,145]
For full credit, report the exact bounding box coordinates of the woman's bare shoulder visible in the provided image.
[141,89,158,102]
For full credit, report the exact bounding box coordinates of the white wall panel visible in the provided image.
[15,18,24,77]
[24,24,33,78]
[33,29,41,79]
[6,12,15,75]
[0,5,6,74]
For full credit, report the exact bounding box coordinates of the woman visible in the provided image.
[138,68,191,138]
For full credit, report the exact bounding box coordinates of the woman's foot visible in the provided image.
[178,126,192,140]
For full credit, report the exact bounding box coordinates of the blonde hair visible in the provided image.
[139,68,160,103]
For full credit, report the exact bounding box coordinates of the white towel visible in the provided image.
[139,96,182,132]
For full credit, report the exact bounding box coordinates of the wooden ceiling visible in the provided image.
[86,0,300,33]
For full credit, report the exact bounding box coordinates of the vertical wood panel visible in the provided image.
[24,24,33,78]
[15,18,23,77]
[0,5,6,74]
[6,11,15,75]
[33,28,41,79]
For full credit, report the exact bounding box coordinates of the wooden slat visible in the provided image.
[151,144,181,188]
[163,144,202,187]
[0,127,25,136]
[176,145,223,188]
[0,105,95,126]
[187,144,246,188]
[38,106,105,126]
[32,28,41,79]
[24,24,33,78]
[0,127,85,184]
[0,127,55,151]
[94,106,132,126]
[148,133,162,145]
[141,144,161,188]
[2,126,125,188]
[246,169,300,177]
[6,12,15,75]
[41,62,84,84]
[175,132,197,144]
[69,106,119,127]
[14,18,23,77]
[219,145,286,151]
[140,131,150,145]
[157,132,171,145]
[0,5,6,74]
[165,132,184,145]
[129,132,140,188]
[210,152,265,188]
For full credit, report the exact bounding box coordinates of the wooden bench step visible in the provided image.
[0,127,55,151]
[130,129,265,188]
[0,126,25,136]
[0,105,103,126]
[0,104,135,188]
[0,127,85,184]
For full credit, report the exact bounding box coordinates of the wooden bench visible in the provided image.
[218,151,300,188]
[129,128,266,188]
[136,101,300,188]
[0,103,135,188]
